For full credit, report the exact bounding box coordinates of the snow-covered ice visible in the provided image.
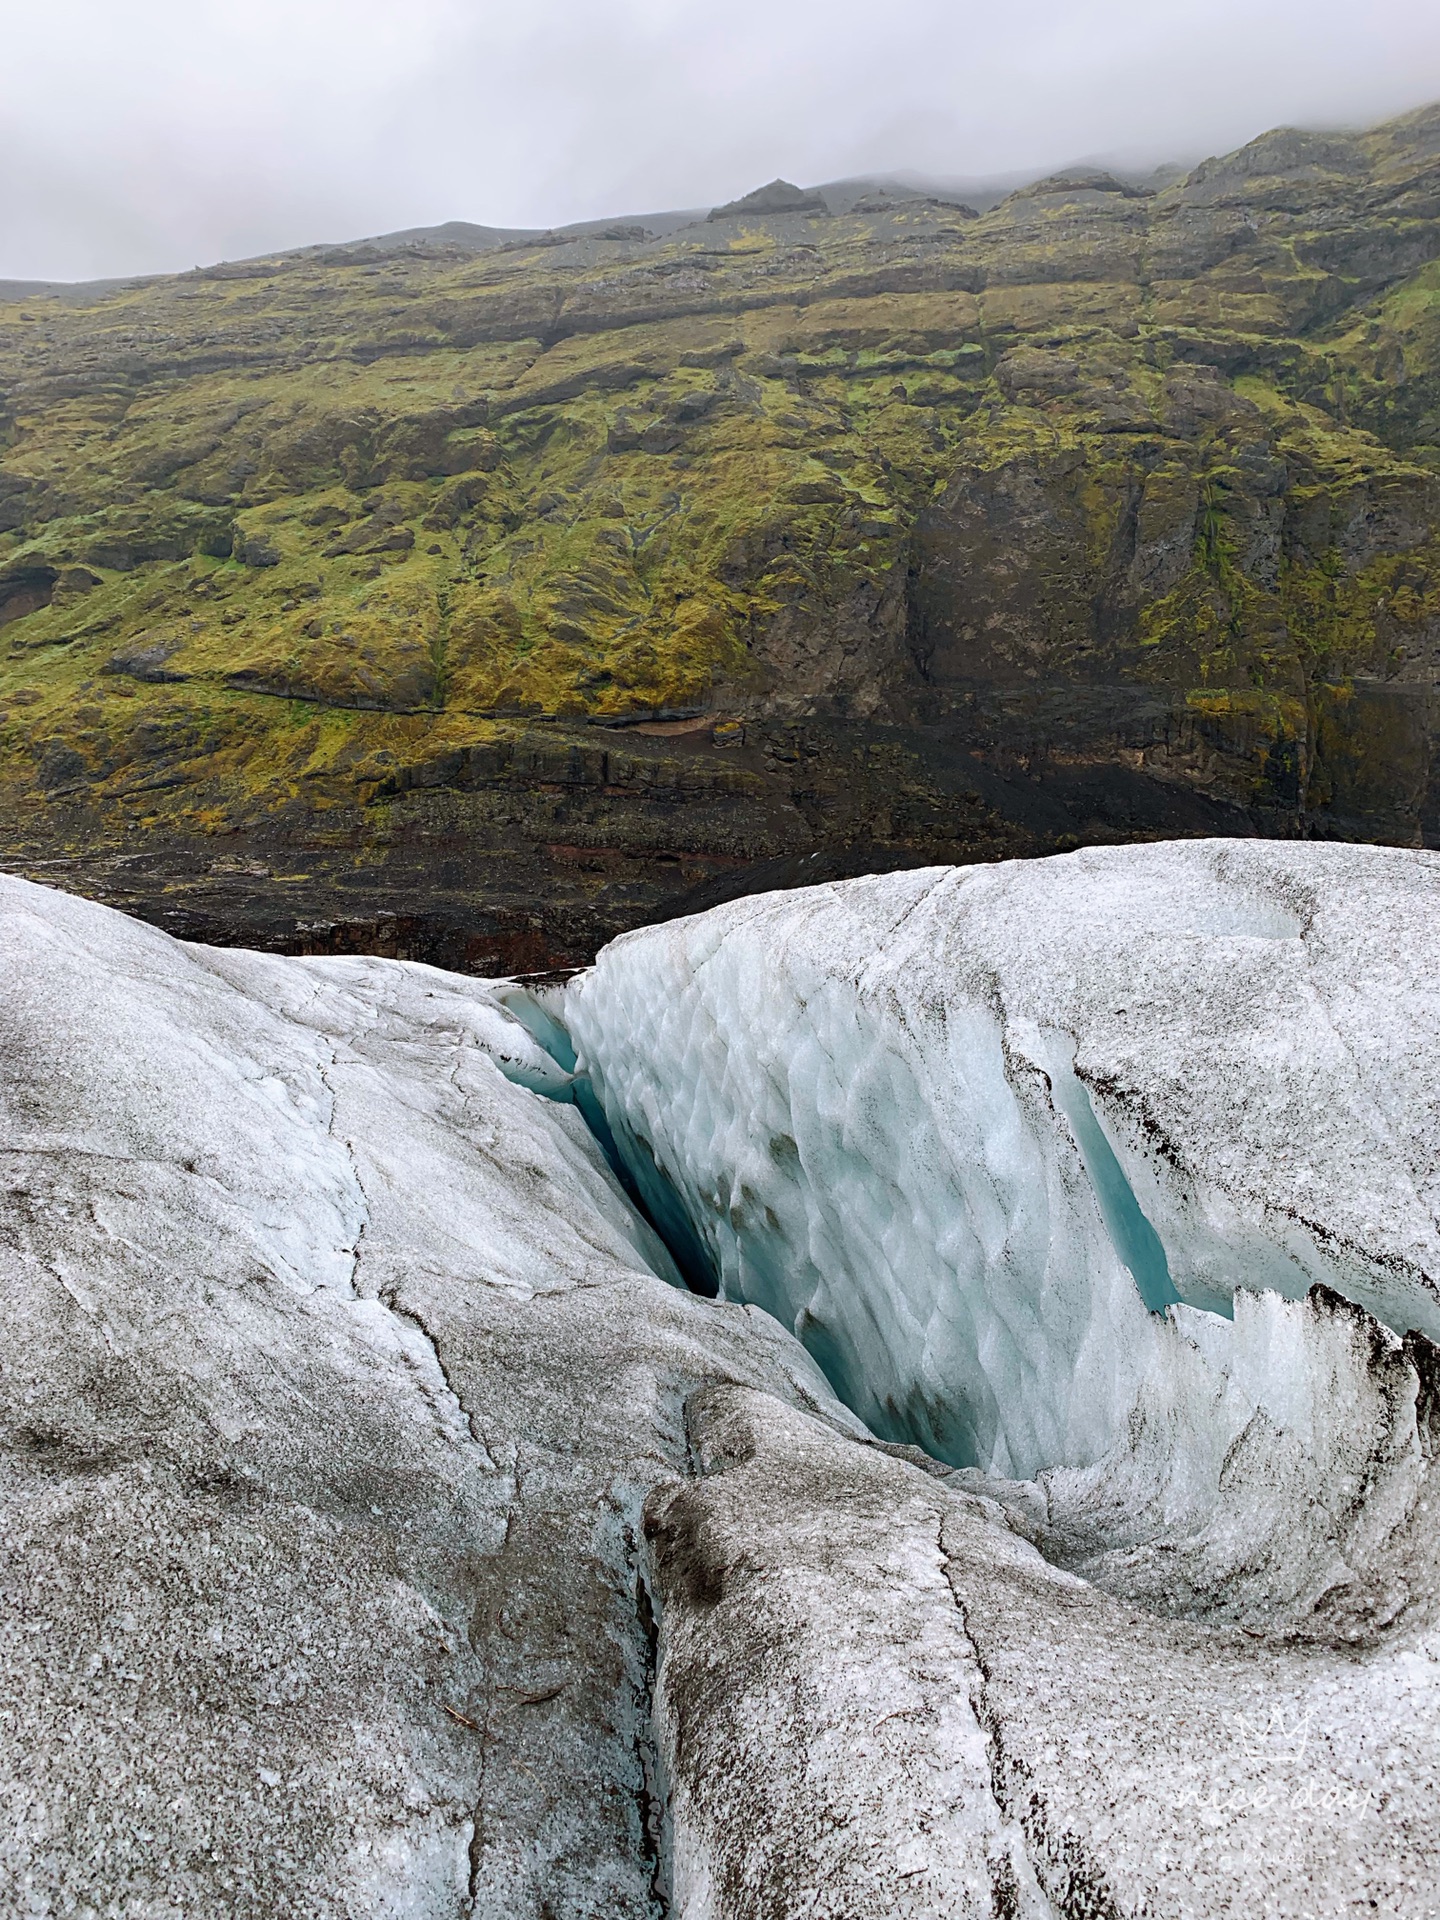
[0,873,838,1917]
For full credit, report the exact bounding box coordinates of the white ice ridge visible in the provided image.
[565,840,1440,1621]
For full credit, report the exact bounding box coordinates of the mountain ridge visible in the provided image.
[1,99,1438,967]
[0,164,1175,295]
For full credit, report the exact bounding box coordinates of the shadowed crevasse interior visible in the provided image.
[501,986,1194,1459]
[543,846,1440,1642]
[496,984,721,1298]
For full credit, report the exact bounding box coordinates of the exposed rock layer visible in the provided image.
[1,107,1440,960]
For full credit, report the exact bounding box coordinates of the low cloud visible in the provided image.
[4,0,1439,281]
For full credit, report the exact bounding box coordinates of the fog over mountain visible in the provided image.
[5,0,1440,282]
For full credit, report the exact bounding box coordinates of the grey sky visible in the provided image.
[3,0,1439,282]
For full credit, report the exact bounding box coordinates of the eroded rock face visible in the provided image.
[3,103,1440,960]
[5,857,1440,1917]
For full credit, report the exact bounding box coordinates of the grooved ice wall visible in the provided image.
[564,839,1440,1623]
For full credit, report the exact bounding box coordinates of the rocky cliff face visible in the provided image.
[1,106,1438,960]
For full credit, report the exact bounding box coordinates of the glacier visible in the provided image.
[564,840,1440,1624]
[0,872,846,1918]
[4,846,1440,1917]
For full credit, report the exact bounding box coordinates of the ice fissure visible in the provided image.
[495,983,719,1297]
[1046,1055,1184,1318]
[9,854,1440,1912]
[562,841,1440,1627]
[939,1529,1102,1920]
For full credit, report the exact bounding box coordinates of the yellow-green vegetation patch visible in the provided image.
[1,97,1439,869]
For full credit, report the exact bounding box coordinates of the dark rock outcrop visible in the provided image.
[707,178,831,220]
[2,102,1440,962]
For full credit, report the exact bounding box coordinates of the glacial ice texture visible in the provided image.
[0,873,844,1918]
[7,860,1440,1914]
[566,839,1440,1625]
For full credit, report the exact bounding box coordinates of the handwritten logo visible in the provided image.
[1170,1705,1370,1823]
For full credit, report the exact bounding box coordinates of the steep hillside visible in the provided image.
[1,105,1438,964]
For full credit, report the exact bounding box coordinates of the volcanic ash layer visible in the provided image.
[3,839,1439,1917]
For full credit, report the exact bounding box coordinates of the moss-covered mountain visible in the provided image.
[2,106,1439,964]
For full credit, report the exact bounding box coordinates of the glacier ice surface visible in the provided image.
[564,838,1440,1622]
[0,872,847,1917]
[6,857,1440,1914]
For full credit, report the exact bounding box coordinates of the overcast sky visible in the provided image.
[3,0,1439,283]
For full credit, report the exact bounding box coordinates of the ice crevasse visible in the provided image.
[562,839,1440,1624]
